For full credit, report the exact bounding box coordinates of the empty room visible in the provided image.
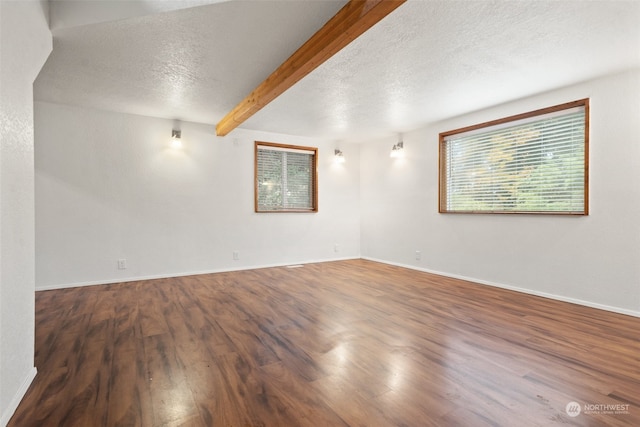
[2,0,640,426]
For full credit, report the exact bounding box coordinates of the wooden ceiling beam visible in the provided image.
[215,0,406,136]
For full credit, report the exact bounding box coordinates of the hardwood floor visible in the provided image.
[9,259,640,426]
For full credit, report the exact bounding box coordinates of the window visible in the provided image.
[439,99,589,215]
[255,141,318,212]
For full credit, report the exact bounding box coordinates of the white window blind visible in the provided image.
[256,142,317,212]
[440,100,588,214]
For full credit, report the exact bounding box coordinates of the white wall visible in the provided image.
[35,70,640,319]
[35,102,360,289]
[0,1,51,425]
[361,70,640,317]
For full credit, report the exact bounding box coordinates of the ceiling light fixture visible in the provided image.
[171,129,182,148]
[390,140,404,158]
[334,149,345,163]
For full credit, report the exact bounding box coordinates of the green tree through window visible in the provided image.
[255,142,318,212]
[440,99,589,214]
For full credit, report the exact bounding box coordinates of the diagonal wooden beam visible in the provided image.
[215,0,406,136]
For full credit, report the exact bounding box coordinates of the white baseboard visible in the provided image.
[362,257,640,318]
[1,367,37,427]
[35,256,361,291]
[35,255,639,319]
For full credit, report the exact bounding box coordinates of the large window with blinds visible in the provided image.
[255,141,318,213]
[439,99,589,215]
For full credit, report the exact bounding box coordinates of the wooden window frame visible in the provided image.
[255,141,318,213]
[439,99,590,215]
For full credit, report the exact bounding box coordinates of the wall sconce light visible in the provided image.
[334,149,345,163]
[390,141,404,158]
[171,129,182,148]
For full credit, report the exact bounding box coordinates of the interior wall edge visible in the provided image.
[35,256,361,291]
[362,256,640,319]
[0,368,37,427]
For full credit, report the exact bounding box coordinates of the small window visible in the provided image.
[255,141,318,213]
[439,99,589,215]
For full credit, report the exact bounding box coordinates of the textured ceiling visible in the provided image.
[36,0,640,142]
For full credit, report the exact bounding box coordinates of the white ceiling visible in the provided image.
[36,0,640,142]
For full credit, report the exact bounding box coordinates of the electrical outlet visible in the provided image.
[233,251,239,260]
[415,251,421,261]
[334,244,340,252]
[118,259,127,270]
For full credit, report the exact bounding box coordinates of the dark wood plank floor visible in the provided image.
[9,259,640,426]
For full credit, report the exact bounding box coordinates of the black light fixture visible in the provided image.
[390,139,404,158]
[171,129,182,148]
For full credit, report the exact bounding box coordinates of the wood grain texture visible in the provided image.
[9,259,640,426]
[215,0,406,136]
